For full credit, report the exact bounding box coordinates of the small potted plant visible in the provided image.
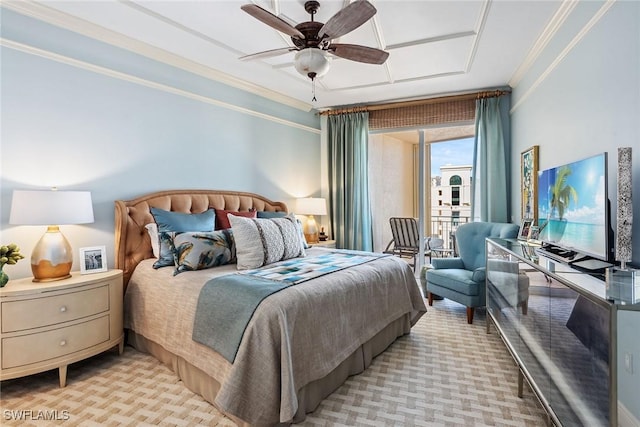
[0,244,25,287]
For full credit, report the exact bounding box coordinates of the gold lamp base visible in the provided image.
[31,226,73,282]
[303,215,319,244]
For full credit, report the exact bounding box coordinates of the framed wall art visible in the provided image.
[521,145,539,222]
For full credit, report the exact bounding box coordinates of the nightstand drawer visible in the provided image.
[1,285,109,333]
[2,315,110,369]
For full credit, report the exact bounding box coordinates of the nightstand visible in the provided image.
[312,240,336,249]
[0,270,123,387]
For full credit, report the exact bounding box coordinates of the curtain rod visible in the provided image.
[319,89,511,116]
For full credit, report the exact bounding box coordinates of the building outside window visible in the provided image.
[430,165,472,247]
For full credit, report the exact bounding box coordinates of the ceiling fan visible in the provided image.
[240,0,389,98]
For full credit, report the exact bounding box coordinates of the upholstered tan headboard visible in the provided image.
[114,189,288,288]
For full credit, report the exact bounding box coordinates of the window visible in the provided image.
[451,186,460,206]
[452,211,460,225]
[450,175,462,185]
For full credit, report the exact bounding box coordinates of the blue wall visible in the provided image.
[511,0,640,267]
[510,0,639,419]
[0,9,321,279]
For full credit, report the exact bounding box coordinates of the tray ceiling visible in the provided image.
[5,0,564,110]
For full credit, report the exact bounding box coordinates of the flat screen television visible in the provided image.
[537,152,611,263]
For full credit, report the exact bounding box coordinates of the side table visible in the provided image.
[0,270,124,387]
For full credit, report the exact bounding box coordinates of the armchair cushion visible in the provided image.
[427,268,482,296]
[431,257,465,270]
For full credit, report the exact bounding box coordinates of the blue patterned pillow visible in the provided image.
[171,230,235,275]
[150,208,215,268]
[154,231,177,268]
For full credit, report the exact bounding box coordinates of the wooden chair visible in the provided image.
[384,217,427,271]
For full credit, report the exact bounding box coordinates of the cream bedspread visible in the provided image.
[124,248,426,425]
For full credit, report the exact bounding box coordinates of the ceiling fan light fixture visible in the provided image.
[294,49,330,80]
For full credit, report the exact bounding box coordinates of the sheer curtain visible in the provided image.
[471,96,511,223]
[327,112,373,251]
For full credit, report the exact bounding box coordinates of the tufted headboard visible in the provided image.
[114,189,288,288]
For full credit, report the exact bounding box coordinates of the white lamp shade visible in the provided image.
[9,190,94,225]
[296,197,327,216]
[294,49,330,78]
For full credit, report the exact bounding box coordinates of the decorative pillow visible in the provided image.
[155,231,178,268]
[150,207,215,268]
[255,211,309,249]
[145,223,159,258]
[171,230,235,275]
[150,207,215,232]
[295,217,311,249]
[215,209,257,230]
[256,211,287,219]
[228,213,305,270]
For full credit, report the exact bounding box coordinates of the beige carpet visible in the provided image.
[0,299,547,426]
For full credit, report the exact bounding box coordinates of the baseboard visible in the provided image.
[619,402,640,427]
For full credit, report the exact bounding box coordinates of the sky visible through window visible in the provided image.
[431,137,474,177]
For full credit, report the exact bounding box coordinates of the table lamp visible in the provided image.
[9,189,94,282]
[296,197,327,244]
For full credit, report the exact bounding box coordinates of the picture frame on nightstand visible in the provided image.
[79,246,107,274]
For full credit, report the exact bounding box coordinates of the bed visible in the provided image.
[115,189,426,426]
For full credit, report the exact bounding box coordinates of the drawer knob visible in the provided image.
[59,306,67,313]
[59,340,67,346]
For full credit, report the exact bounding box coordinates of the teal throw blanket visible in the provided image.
[192,274,289,363]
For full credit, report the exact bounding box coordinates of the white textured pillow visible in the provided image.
[145,223,159,258]
[228,213,305,270]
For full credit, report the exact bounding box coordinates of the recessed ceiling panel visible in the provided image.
[318,59,390,90]
[375,1,484,45]
[133,1,290,57]
[389,35,475,81]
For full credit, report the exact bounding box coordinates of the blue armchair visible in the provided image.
[425,222,519,324]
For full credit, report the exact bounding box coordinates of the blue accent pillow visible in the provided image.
[150,207,215,232]
[150,207,215,268]
[257,211,287,219]
[171,230,235,275]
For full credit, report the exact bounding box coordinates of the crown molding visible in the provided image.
[465,0,490,73]
[1,38,320,135]
[510,0,616,113]
[509,0,579,88]
[1,0,313,112]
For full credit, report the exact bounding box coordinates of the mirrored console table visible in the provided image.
[485,237,640,427]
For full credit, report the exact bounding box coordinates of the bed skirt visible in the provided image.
[126,313,412,426]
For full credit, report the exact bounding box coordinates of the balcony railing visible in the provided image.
[428,215,471,254]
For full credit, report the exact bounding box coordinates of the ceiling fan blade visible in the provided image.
[319,0,377,40]
[239,47,297,61]
[241,4,304,39]
[329,44,389,64]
